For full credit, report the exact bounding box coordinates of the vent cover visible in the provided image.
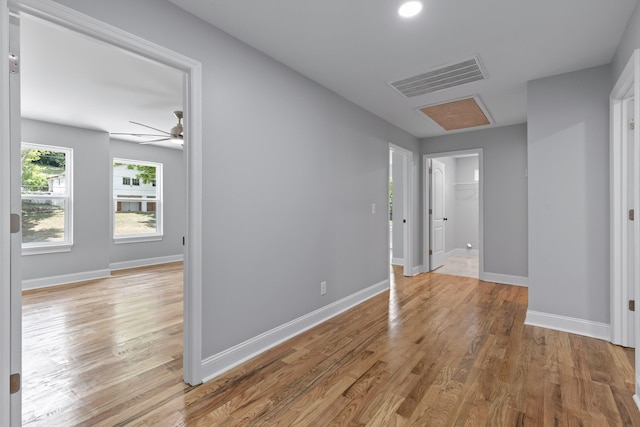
[390,56,486,98]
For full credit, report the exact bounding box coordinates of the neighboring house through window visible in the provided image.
[113,158,163,242]
[21,143,73,254]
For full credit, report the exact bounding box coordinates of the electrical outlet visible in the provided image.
[320,281,327,295]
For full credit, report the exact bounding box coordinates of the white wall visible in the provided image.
[422,124,528,278]
[454,156,479,251]
[47,0,421,358]
[21,119,111,282]
[527,65,611,323]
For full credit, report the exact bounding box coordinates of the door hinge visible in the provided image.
[10,213,20,233]
[182,236,185,246]
[630,300,636,312]
[631,119,636,131]
[9,53,19,74]
[10,373,20,394]
[630,209,635,221]
[429,249,433,255]
[429,209,432,215]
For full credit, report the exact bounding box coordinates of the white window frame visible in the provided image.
[21,142,73,255]
[113,158,163,243]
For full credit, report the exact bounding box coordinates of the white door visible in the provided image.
[430,159,446,270]
[9,12,23,425]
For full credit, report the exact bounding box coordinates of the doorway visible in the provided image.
[5,1,204,422]
[389,144,412,277]
[423,149,483,279]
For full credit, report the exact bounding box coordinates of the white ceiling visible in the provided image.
[167,0,638,138]
[20,15,184,149]
[20,1,639,142]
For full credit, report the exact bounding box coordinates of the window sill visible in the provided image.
[113,235,163,245]
[22,244,73,256]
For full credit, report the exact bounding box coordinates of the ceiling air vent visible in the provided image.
[390,56,486,98]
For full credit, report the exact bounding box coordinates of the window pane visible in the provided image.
[113,159,161,237]
[22,198,66,244]
[114,210,157,236]
[22,148,67,195]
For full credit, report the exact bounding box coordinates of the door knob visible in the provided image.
[443,217,448,221]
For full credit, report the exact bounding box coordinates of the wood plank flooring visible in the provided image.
[22,263,640,426]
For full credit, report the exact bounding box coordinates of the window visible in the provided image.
[113,159,162,242]
[21,143,73,254]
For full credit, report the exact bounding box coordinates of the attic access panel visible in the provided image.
[419,96,492,131]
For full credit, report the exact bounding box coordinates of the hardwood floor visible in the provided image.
[22,263,640,426]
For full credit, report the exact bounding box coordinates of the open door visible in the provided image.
[430,159,446,270]
[8,12,23,425]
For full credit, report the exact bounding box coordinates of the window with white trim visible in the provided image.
[21,143,73,254]
[113,158,163,242]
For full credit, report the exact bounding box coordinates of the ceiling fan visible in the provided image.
[111,110,184,145]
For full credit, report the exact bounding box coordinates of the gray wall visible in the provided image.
[391,151,404,260]
[21,119,110,281]
[109,139,185,264]
[50,0,421,357]
[612,0,640,83]
[20,119,185,283]
[527,65,611,323]
[454,156,479,251]
[422,124,528,277]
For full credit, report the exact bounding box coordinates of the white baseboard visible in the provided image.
[412,265,424,276]
[109,254,183,271]
[391,257,404,266]
[22,269,111,291]
[634,394,640,412]
[482,272,528,287]
[201,279,390,383]
[525,310,611,341]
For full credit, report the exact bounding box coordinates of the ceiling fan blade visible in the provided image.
[110,132,167,138]
[130,121,170,135]
[139,137,170,144]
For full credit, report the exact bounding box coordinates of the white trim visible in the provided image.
[22,269,111,291]
[110,254,183,271]
[201,279,389,383]
[391,257,404,266]
[1,1,11,423]
[412,265,424,276]
[424,149,484,277]
[482,272,528,287]
[634,394,640,412]
[8,0,203,385]
[610,50,639,350]
[525,310,611,341]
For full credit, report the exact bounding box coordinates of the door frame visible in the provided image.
[1,2,205,417]
[389,143,413,277]
[1,1,13,424]
[423,149,484,278]
[610,48,640,407]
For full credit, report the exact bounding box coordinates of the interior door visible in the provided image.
[430,159,446,270]
[9,12,23,425]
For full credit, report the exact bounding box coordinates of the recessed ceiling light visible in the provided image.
[398,1,423,18]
